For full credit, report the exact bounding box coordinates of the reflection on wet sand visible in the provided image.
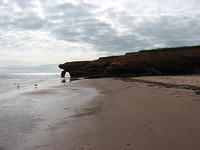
[0,77,97,150]
[61,77,80,84]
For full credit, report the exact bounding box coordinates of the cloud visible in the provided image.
[0,0,200,67]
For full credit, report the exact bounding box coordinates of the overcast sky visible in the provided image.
[0,0,200,67]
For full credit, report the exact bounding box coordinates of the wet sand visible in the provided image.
[0,81,98,150]
[1,75,200,150]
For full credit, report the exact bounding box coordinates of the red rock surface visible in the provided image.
[59,45,200,78]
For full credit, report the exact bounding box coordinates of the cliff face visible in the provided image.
[59,45,200,78]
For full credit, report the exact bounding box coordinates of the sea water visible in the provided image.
[0,72,68,94]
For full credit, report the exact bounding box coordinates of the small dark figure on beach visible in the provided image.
[34,84,38,88]
[61,79,66,83]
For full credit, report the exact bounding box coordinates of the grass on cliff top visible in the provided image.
[144,45,200,52]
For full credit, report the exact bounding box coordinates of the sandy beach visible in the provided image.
[1,75,200,150]
[55,75,200,150]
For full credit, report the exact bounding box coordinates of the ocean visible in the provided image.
[0,72,68,94]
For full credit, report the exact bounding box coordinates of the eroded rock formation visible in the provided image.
[59,45,200,78]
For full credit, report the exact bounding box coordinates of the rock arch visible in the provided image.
[61,70,67,78]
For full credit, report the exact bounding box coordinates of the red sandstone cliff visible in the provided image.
[59,45,200,78]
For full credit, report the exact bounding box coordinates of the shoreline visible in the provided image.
[1,75,200,150]
[0,78,98,150]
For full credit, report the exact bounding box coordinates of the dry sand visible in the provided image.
[2,75,200,150]
[134,75,200,87]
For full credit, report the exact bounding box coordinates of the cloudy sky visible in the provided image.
[0,0,200,68]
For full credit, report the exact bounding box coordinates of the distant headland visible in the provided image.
[59,45,200,78]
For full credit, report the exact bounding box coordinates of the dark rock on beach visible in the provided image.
[59,45,200,78]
